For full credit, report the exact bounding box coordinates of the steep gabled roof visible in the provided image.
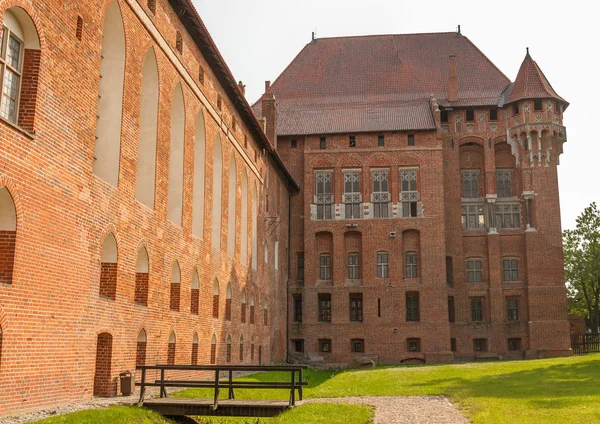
[506,49,568,106]
[253,32,512,136]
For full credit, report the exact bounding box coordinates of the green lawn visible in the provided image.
[175,354,600,424]
[31,405,174,423]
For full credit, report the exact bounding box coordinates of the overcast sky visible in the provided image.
[193,0,599,231]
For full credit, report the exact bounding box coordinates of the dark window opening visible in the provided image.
[446,256,454,287]
[217,95,222,111]
[291,139,297,149]
[408,134,415,146]
[508,338,522,351]
[407,338,421,352]
[533,99,543,111]
[450,338,457,352]
[318,338,331,353]
[406,292,420,322]
[76,16,83,41]
[378,135,385,147]
[349,293,363,322]
[441,110,448,122]
[448,296,455,323]
[351,339,364,353]
[320,136,326,149]
[199,67,205,86]
[293,294,302,323]
[507,297,519,321]
[473,338,487,352]
[466,109,475,122]
[175,31,183,54]
[471,298,483,322]
[349,135,355,147]
[297,252,304,281]
[293,339,304,353]
[513,103,519,115]
[489,108,498,121]
[377,298,381,318]
[318,293,331,322]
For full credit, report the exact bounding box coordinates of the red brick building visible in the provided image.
[253,32,572,365]
[0,0,297,415]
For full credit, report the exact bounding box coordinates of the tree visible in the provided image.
[563,202,600,333]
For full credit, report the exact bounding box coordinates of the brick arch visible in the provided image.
[340,153,365,168]
[310,155,336,169]
[0,176,24,232]
[135,326,147,368]
[98,224,121,260]
[0,1,45,50]
[99,231,119,300]
[364,152,396,167]
[458,136,485,147]
[93,331,115,397]
[396,152,423,167]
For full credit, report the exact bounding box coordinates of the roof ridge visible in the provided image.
[314,31,457,41]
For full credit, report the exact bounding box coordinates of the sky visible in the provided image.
[192,0,599,231]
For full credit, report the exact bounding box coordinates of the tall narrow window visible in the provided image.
[0,188,16,285]
[343,170,361,219]
[225,283,232,321]
[349,293,363,322]
[135,248,149,306]
[348,253,360,280]
[320,136,326,149]
[192,112,206,238]
[471,298,483,322]
[466,109,475,122]
[319,254,331,280]
[136,48,159,208]
[318,293,331,322]
[406,292,420,322]
[405,252,417,278]
[227,154,237,256]
[239,335,244,361]
[315,171,333,220]
[507,297,519,321]
[170,261,181,311]
[93,1,126,187]
[76,16,84,41]
[377,135,385,147]
[241,290,247,323]
[240,170,248,264]
[400,168,418,217]
[226,336,232,363]
[503,259,519,281]
[533,99,543,111]
[407,134,415,146]
[198,66,204,85]
[251,185,258,270]
[167,332,176,365]
[210,335,217,364]
[349,135,356,147]
[250,295,255,324]
[251,336,255,360]
[372,170,389,218]
[191,333,199,365]
[136,330,147,369]
[446,256,454,288]
[191,270,199,315]
[212,280,219,318]
[263,299,268,326]
[100,234,118,300]
[462,170,479,198]
[496,170,512,198]
[297,252,304,281]
[489,108,498,121]
[448,296,455,323]
[212,134,223,248]
[167,84,185,226]
[293,294,302,322]
[466,259,483,282]
[376,251,388,278]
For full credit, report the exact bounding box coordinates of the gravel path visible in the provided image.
[303,396,469,424]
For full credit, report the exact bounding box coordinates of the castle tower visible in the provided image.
[504,48,571,357]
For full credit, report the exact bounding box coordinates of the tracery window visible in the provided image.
[343,171,361,219]
[315,171,333,220]
[372,170,389,218]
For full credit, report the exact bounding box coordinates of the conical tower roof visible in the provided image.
[506,48,568,106]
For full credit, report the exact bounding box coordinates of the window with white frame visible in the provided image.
[400,168,419,217]
[320,254,331,280]
[376,251,388,278]
[405,252,417,278]
[0,24,23,122]
[494,203,521,229]
[315,171,333,220]
[502,258,518,281]
[348,252,359,280]
[462,204,485,229]
[343,171,361,219]
[372,170,389,218]
[462,170,479,198]
[466,259,483,282]
[496,170,512,198]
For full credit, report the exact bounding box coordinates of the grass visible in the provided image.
[174,353,600,424]
[31,405,174,423]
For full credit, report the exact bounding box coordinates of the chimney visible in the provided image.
[448,55,458,102]
[265,80,271,92]
[261,92,277,149]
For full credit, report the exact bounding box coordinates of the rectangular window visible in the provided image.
[466,109,475,122]
[377,251,388,278]
[293,339,304,353]
[297,252,304,281]
[489,108,498,121]
[406,292,420,322]
[407,338,421,352]
[372,170,389,218]
[319,254,331,280]
[351,338,364,353]
[349,293,363,322]
[496,170,512,198]
[320,136,326,149]
[471,298,483,322]
[507,297,519,321]
[405,252,417,278]
[318,338,331,353]
[508,338,522,351]
[462,170,479,198]
[293,294,302,323]
[473,338,487,352]
[441,110,448,123]
[291,139,297,149]
[343,171,361,219]
[315,171,333,220]
[462,204,485,230]
[408,134,415,146]
[494,203,521,229]
[448,296,455,323]
[400,168,418,217]
[348,253,360,280]
[466,259,483,283]
[349,135,356,147]
[503,258,518,282]
[378,135,385,147]
[0,28,23,123]
[451,338,457,352]
[534,99,543,111]
[318,293,331,322]
[446,256,454,287]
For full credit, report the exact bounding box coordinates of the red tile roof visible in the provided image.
[254,32,512,136]
[506,50,568,106]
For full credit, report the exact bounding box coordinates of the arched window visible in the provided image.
[170,261,181,311]
[0,7,41,130]
[135,48,159,208]
[227,154,237,257]
[134,248,149,305]
[211,134,223,248]
[192,111,206,238]
[251,184,257,270]
[210,334,216,364]
[191,332,199,365]
[226,335,232,363]
[167,332,176,365]
[212,279,219,318]
[241,290,247,324]
[263,299,268,326]
[249,295,255,324]
[0,187,17,284]
[100,233,117,300]
[225,282,232,321]
[239,335,244,361]
[167,83,185,226]
[94,1,125,187]
[136,329,147,368]
[190,270,199,315]
[240,170,249,264]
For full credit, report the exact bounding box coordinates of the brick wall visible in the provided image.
[93,333,114,397]
[0,231,16,284]
[99,263,117,300]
